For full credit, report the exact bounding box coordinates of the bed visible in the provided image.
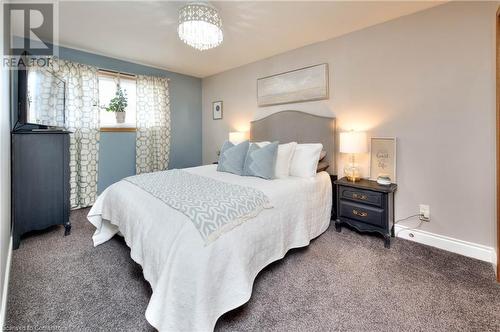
[88,111,336,331]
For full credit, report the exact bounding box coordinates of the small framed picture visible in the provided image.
[370,137,397,182]
[212,101,223,120]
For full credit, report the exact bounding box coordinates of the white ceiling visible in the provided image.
[51,1,443,78]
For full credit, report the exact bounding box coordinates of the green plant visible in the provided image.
[105,86,128,112]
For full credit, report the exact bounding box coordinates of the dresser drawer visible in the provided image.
[339,201,385,228]
[339,186,383,207]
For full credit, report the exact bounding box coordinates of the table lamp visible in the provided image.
[228,131,246,144]
[339,131,367,182]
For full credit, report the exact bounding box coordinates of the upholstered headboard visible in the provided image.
[250,111,336,175]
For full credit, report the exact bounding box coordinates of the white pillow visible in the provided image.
[289,143,323,178]
[274,142,297,178]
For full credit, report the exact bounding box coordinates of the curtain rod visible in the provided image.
[98,68,171,82]
[98,68,137,78]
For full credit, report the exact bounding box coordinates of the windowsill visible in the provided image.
[100,125,136,132]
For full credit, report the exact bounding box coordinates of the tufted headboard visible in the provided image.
[250,111,336,175]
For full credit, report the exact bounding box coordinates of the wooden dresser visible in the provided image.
[12,131,71,249]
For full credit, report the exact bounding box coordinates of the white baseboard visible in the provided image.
[0,235,12,329]
[395,225,496,264]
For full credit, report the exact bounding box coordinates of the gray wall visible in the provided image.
[0,3,12,322]
[14,44,202,193]
[202,1,498,247]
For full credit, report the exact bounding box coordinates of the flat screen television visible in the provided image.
[17,57,66,129]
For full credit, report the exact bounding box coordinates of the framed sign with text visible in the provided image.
[370,137,397,182]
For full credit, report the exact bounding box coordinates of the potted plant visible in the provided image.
[105,86,128,124]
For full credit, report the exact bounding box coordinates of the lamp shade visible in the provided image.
[339,131,367,154]
[228,131,246,144]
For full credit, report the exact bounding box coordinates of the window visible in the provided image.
[98,70,137,129]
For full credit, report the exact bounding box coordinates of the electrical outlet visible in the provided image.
[419,204,430,221]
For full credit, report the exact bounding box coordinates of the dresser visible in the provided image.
[12,131,71,249]
[334,177,397,248]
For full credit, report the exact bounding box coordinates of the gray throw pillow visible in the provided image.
[243,142,279,179]
[217,140,250,175]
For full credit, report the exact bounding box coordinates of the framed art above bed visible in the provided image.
[257,64,329,107]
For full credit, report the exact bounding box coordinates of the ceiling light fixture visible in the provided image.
[177,2,223,51]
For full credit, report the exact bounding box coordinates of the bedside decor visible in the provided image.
[376,175,392,186]
[257,64,329,107]
[228,131,247,144]
[339,131,367,182]
[213,101,223,120]
[334,177,397,248]
[370,137,396,183]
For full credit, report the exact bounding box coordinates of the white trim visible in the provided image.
[395,225,496,264]
[0,235,13,328]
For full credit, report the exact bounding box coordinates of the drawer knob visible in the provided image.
[352,209,368,217]
[353,193,367,200]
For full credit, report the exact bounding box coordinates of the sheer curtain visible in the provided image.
[54,59,100,208]
[136,75,171,174]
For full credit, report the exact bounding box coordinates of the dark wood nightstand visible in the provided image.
[329,175,338,221]
[334,177,397,248]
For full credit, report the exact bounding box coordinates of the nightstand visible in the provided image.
[334,177,397,248]
[329,175,338,221]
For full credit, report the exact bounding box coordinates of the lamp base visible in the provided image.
[344,165,361,182]
[346,174,361,182]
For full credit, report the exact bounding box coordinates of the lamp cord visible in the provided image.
[395,213,421,224]
[394,213,424,238]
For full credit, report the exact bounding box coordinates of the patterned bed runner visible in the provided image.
[124,169,272,244]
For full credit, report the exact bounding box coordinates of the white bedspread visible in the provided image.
[88,165,332,331]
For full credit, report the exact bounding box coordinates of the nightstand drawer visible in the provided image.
[340,187,383,207]
[339,201,384,228]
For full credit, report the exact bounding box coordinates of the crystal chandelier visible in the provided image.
[178,2,223,51]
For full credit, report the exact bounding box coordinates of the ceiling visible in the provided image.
[49,1,443,78]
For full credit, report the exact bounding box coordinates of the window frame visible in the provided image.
[97,69,137,132]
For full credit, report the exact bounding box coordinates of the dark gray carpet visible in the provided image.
[5,208,500,331]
